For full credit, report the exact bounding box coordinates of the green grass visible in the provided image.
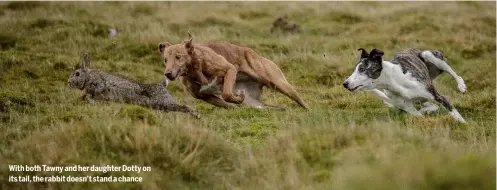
[0,2,495,190]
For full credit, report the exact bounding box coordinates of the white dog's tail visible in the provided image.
[420,50,467,93]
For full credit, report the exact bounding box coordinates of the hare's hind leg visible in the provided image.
[161,103,201,119]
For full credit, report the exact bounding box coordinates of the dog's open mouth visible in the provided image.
[350,85,363,91]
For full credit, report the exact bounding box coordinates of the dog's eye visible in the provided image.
[175,55,181,60]
[164,59,167,63]
[75,72,80,77]
[358,64,367,72]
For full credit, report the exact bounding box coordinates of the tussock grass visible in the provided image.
[0,2,495,189]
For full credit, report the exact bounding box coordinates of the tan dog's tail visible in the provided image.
[244,51,309,110]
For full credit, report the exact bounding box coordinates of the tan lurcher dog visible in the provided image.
[158,32,309,110]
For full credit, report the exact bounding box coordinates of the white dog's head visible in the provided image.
[343,48,384,92]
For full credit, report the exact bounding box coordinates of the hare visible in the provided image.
[270,15,301,34]
[68,52,200,119]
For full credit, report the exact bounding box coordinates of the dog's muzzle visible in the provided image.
[343,81,361,92]
[165,72,176,81]
[343,81,350,91]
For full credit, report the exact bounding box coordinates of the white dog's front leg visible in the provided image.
[370,89,394,107]
[420,101,439,114]
[384,91,422,116]
[400,101,422,116]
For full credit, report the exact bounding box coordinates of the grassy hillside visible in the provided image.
[0,2,495,189]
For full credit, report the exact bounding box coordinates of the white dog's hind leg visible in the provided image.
[420,101,439,114]
[426,86,467,123]
[449,109,466,123]
[421,51,467,93]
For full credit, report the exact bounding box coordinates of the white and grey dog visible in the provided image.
[343,48,467,123]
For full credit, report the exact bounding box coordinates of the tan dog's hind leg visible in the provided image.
[221,67,245,104]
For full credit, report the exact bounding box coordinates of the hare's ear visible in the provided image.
[82,52,90,70]
[184,31,194,54]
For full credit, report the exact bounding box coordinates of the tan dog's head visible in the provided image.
[158,32,195,81]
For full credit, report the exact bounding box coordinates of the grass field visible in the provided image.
[0,1,495,190]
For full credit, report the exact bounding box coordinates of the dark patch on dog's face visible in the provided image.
[355,48,384,79]
[356,58,382,79]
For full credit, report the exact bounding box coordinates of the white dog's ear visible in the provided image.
[184,31,194,54]
[358,48,368,59]
[369,49,384,60]
[159,41,171,53]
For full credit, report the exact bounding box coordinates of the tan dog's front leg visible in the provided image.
[195,69,210,85]
[221,67,244,104]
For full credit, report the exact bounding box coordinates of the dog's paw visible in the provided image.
[457,77,467,93]
[236,95,245,104]
[223,90,246,104]
[420,107,437,114]
[449,109,467,123]
[236,89,246,96]
[235,89,246,103]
